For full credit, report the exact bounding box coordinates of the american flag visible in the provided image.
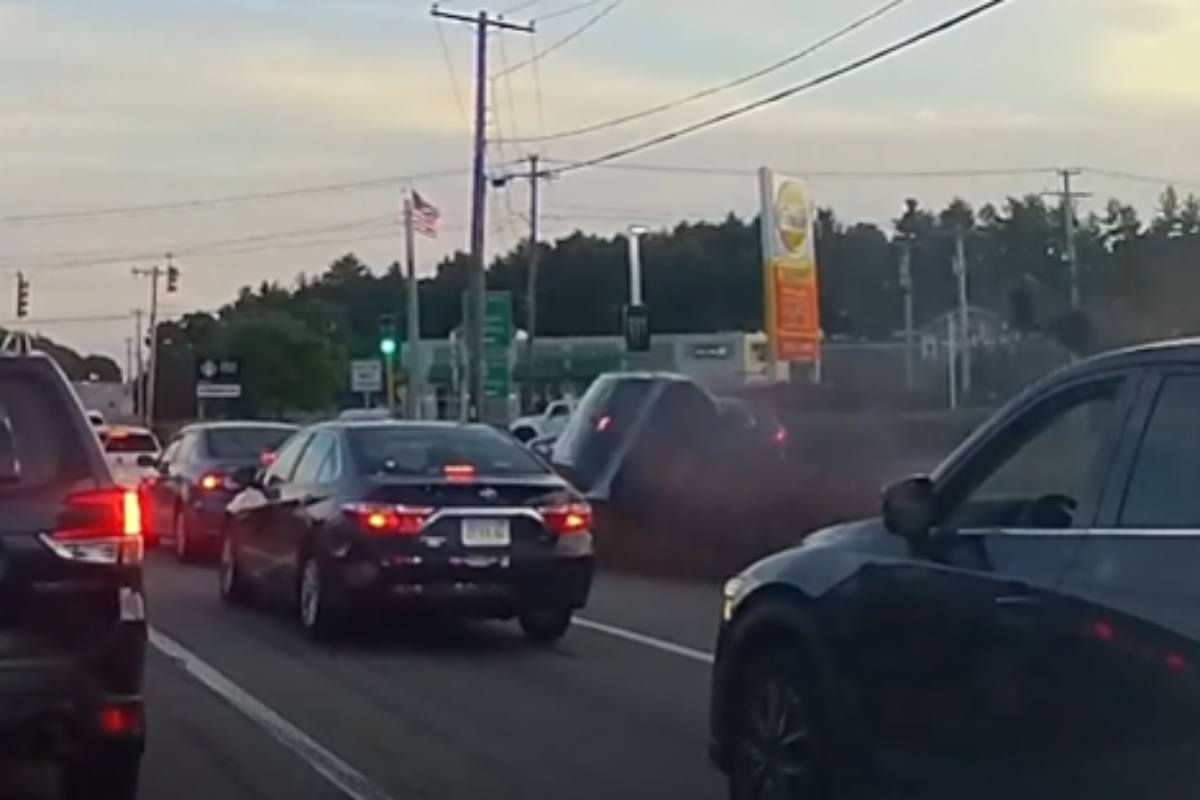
[409,191,440,238]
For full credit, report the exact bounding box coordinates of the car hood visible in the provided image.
[736,516,912,599]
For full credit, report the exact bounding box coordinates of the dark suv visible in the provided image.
[711,338,1200,800]
[0,335,146,798]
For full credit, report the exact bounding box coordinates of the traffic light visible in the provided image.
[166,265,180,293]
[378,313,397,357]
[15,272,29,319]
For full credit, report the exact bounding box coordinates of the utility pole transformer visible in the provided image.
[430,5,534,421]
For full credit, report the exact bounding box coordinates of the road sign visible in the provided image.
[623,304,650,353]
[350,359,383,393]
[483,292,512,399]
[196,382,242,399]
[195,358,241,400]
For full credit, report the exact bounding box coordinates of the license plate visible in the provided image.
[461,518,511,547]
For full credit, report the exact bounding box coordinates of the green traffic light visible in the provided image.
[380,338,397,356]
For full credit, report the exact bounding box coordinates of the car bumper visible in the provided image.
[186,497,231,542]
[333,553,595,616]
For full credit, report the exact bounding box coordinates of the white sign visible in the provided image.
[350,359,383,393]
[196,382,242,399]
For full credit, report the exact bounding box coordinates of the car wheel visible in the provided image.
[62,749,141,800]
[174,507,200,564]
[727,647,829,800]
[298,556,343,640]
[518,608,572,645]
[218,532,252,605]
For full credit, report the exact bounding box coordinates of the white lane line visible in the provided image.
[148,628,395,800]
[573,616,715,665]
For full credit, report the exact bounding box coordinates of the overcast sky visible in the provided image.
[2,0,1197,364]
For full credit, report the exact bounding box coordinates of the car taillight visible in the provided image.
[772,426,788,446]
[342,502,434,535]
[540,501,592,535]
[41,488,144,565]
[199,472,238,492]
[443,463,476,481]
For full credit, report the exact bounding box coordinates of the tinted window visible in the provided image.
[348,425,547,477]
[548,402,571,418]
[265,433,310,484]
[552,377,654,489]
[948,378,1122,530]
[292,433,335,485]
[0,368,89,496]
[160,438,181,464]
[205,427,296,459]
[103,432,159,453]
[1120,375,1200,527]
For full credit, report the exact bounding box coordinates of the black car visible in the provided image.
[710,338,1200,800]
[220,421,595,643]
[149,421,297,562]
[0,336,146,798]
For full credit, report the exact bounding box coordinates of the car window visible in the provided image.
[548,402,570,418]
[314,439,342,484]
[160,437,181,465]
[1119,375,1200,527]
[102,432,159,454]
[175,433,197,464]
[265,433,310,485]
[946,378,1123,530]
[292,433,335,485]
[205,427,296,460]
[348,425,547,477]
[0,368,89,496]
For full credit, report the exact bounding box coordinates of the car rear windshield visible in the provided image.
[103,432,159,453]
[348,425,548,477]
[0,366,90,500]
[205,427,295,459]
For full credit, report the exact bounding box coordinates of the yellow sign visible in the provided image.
[759,169,820,363]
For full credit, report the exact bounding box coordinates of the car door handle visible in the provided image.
[994,595,1042,606]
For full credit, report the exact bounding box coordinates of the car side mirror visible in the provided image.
[882,476,938,540]
[232,465,262,490]
[136,454,158,468]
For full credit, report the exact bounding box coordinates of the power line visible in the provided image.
[1,312,133,327]
[533,0,603,22]
[543,160,1056,179]
[511,0,911,144]
[1083,167,1200,194]
[435,18,470,131]
[502,0,543,14]
[0,167,465,228]
[492,0,624,78]
[550,0,1011,175]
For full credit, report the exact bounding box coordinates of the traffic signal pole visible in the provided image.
[133,254,180,428]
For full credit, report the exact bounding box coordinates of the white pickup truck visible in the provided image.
[508,399,576,443]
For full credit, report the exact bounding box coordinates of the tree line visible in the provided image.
[148,186,1200,418]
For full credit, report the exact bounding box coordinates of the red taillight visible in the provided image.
[342,502,433,535]
[595,415,612,433]
[97,702,143,736]
[772,426,788,446]
[443,463,476,481]
[44,488,143,564]
[199,472,222,491]
[541,501,592,535]
[1089,619,1115,642]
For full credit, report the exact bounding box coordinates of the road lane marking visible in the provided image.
[149,628,396,800]
[573,616,715,664]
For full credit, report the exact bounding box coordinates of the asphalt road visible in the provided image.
[7,553,727,799]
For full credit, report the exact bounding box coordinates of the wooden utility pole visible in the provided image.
[1043,168,1091,309]
[430,5,533,420]
[403,193,421,419]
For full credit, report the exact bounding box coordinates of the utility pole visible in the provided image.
[430,4,534,421]
[132,262,165,428]
[898,240,915,392]
[132,309,145,422]
[403,193,421,419]
[1044,168,1091,309]
[954,227,971,398]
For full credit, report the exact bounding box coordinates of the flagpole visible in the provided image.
[404,191,422,419]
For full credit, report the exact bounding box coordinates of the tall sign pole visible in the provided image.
[430,5,533,420]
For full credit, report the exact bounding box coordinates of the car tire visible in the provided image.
[173,508,194,563]
[518,608,572,645]
[726,646,830,800]
[62,749,141,800]
[298,555,343,640]
[218,532,252,605]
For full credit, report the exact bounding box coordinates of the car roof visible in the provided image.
[178,421,299,434]
[319,420,488,431]
[1053,337,1200,380]
[596,371,694,383]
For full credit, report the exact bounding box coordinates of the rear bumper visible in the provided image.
[335,553,595,616]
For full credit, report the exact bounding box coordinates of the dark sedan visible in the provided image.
[220,421,595,644]
[711,338,1200,800]
[149,422,297,561]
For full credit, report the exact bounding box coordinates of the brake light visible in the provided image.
[443,463,475,481]
[97,701,143,736]
[342,502,433,535]
[199,472,222,491]
[772,426,788,446]
[541,501,592,535]
[42,488,144,564]
[596,415,612,433]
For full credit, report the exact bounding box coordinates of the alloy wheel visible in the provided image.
[734,676,815,800]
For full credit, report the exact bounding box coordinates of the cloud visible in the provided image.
[1089,0,1200,105]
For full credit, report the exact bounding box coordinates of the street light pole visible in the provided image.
[627,224,647,306]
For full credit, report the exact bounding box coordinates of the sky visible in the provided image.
[1,0,1198,366]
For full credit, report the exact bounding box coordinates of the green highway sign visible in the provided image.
[484,291,512,398]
